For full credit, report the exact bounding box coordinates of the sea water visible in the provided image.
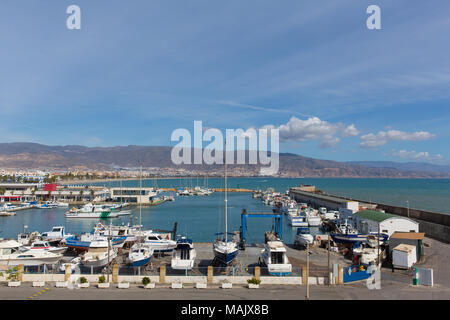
[1,178,449,243]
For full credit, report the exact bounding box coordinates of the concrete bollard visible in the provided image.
[254,266,260,282]
[302,267,307,285]
[159,265,166,284]
[207,266,213,284]
[112,264,119,283]
[65,264,71,282]
[18,264,24,282]
[338,266,344,285]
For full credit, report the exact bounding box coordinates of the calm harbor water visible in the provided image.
[97,177,450,214]
[1,178,449,243]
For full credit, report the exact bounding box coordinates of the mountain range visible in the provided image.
[0,142,449,178]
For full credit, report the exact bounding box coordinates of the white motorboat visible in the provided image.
[294,227,314,248]
[37,201,59,209]
[25,240,67,254]
[144,232,177,253]
[65,206,119,219]
[305,209,322,227]
[171,237,196,270]
[259,241,292,276]
[81,239,117,268]
[0,240,62,266]
[40,226,70,244]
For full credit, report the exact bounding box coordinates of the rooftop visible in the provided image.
[354,210,399,222]
[391,232,425,240]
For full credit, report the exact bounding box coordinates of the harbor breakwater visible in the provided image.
[290,189,450,243]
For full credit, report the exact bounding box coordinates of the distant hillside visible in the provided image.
[0,142,449,178]
[348,161,450,174]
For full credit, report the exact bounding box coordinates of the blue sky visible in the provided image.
[0,0,449,164]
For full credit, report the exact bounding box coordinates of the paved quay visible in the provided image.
[1,281,449,300]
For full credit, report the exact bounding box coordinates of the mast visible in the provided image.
[139,166,142,242]
[225,141,228,243]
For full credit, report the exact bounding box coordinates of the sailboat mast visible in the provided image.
[225,142,228,243]
[139,166,142,238]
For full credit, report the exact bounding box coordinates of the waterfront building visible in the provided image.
[109,187,157,204]
[353,210,419,237]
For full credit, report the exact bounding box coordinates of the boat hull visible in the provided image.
[213,248,238,265]
[130,256,152,268]
[331,233,368,244]
[0,256,61,266]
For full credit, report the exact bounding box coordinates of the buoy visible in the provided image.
[316,236,322,241]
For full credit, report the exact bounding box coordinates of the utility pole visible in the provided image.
[107,221,111,283]
[406,200,410,218]
[327,236,331,287]
[306,242,310,300]
[377,222,381,268]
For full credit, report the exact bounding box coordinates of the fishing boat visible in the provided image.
[25,240,67,254]
[294,227,314,248]
[81,239,117,268]
[287,211,308,227]
[40,226,70,245]
[93,223,138,244]
[305,208,322,227]
[259,240,292,276]
[64,233,126,253]
[17,231,41,245]
[213,145,239,266]
[0,240,62,266]
[171,237,196,270]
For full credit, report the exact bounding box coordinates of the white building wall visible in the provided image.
[355,217,419,236]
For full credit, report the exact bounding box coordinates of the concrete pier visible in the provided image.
[289,188,450,243]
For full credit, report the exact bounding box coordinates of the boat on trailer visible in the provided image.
[81,239,117,268]
[128,243,153,267]
[294,227,314,248]
[171,237,196,270]
[259,240,292,276]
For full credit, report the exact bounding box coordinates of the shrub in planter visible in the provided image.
[142,277,151,286]
[247,278,261,285]
[79,277,88,284]
[79,277,89,288]
[98,275,106,284]
[6,267,19,282]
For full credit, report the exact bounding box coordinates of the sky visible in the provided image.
[0,0,449,165]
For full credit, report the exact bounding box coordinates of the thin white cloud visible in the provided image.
[360,130,435,148]
[392,149,444,163]
[217,100,312,118]
[262,116,359,148]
